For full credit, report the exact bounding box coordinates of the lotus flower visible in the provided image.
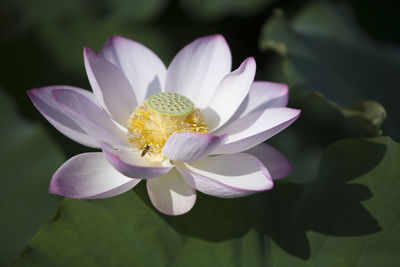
[28,35,300,215]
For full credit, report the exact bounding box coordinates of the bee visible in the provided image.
[141,145,151,157]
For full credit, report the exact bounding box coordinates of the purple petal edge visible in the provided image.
[245,143,294,180]
[27,87,100,148]
[177,154,273,198]
[101,142,172,179]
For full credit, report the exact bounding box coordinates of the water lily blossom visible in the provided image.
[28,35,300,215]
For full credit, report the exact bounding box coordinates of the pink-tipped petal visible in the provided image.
[84,47,137,125]
[99,35,167,104]
[245,143,293,180]
[101,142,173,179]
[213,107,301,154]
[165,34,232,109]
[162,132,227,162]
[234,81,289,120]
[176,153,273,198]
[52,89,129,148]
[147,168,196,216]
[28,86,99,148]
[49,153,140,199]
[204,57,256,131]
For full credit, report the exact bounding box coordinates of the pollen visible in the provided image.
[127,92,209,162]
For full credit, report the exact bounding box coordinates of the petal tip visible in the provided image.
[109,35,119,41]
[244,57,256,71]
[154,201,195,216]
[27,87,44,97]
[48,175,61,196]
[109,35,125,42]
[103,35,124,47]
[203,34,230,53]
[207,33,225,41]
[246,153,274,190]
[26,88,36,98]
[146,180,196,216]
[285,162,295,177]
[258,166,274,191]
[282,83,289,93]
[101,36,115,50]
[288,108,302,118]
[245,56,256,64]
[83,46,96,59]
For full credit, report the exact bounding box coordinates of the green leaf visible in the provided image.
[267,90,380,184]
[270,137,400,266]
[0,88,64,266]
[180,0,275,21]
[13,137,400,266]
[333,100,387,137]
[259,1,400,138]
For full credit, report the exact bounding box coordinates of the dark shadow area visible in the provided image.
[135,139,387,260]
[289,33,400,140]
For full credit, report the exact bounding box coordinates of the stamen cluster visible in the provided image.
[127,92,209,161]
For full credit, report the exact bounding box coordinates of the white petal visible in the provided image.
[28,86,99,148]
[204,57,256,131]
[52,89,129,148]
[84,47,137,125]
[162,132,226,162]
[101,142,173,179]
[165,34,232,109]
[213,108,301,154]
[99,35,167,104]
[49,153,140,199]
[245,143,293,180]
[233,81,289,120]
[176,153,273,198]
[146,168,196,216]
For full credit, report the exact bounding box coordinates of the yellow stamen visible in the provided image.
[127,92,209,162]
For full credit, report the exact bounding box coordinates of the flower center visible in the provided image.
[127,92,209,162]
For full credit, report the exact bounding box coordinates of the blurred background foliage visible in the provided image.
[1,0,399,266]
